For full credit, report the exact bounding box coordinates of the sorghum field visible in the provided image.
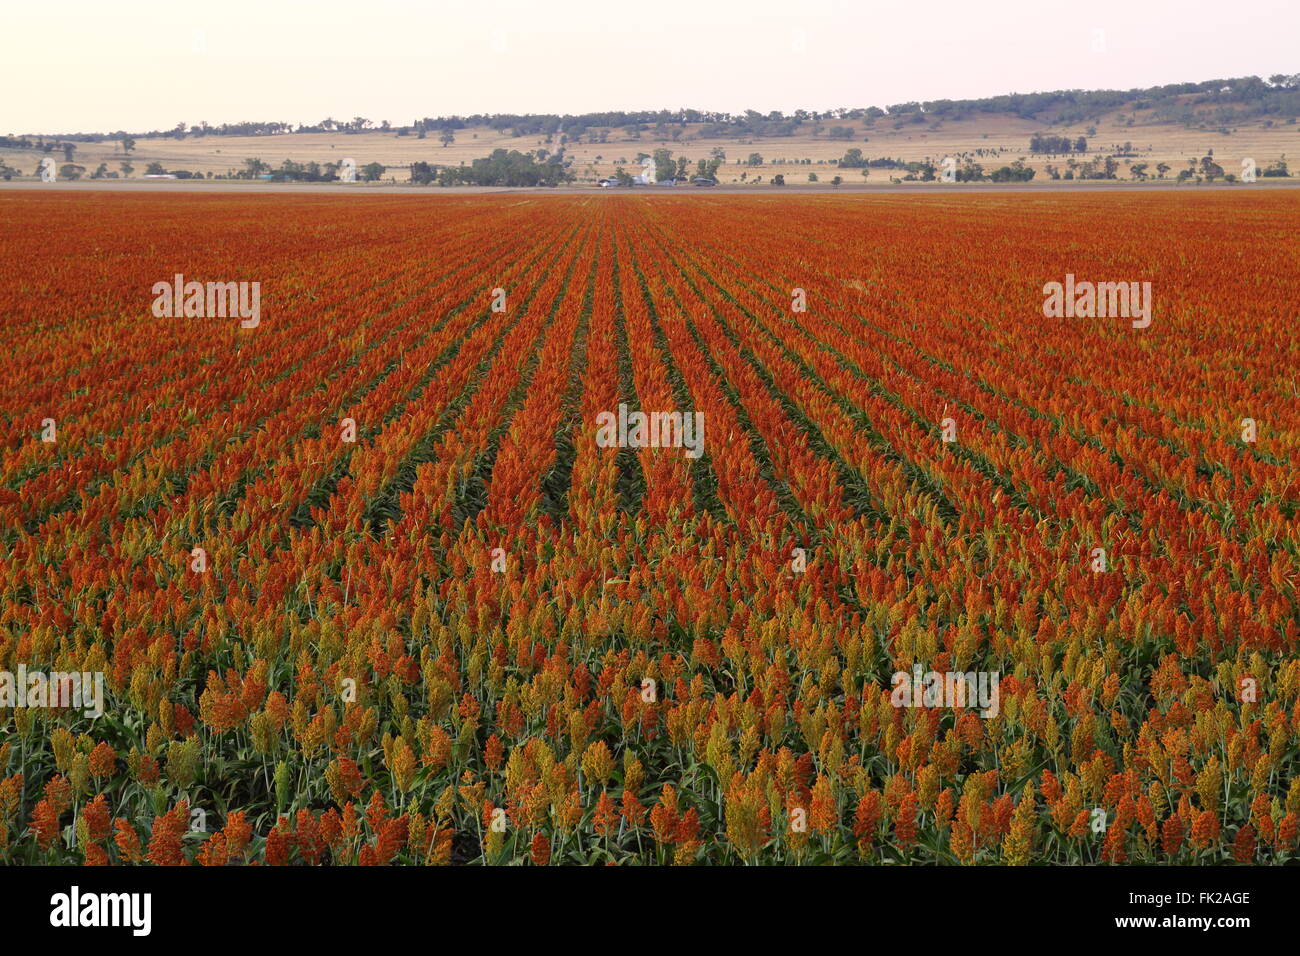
[2,191,1298,866]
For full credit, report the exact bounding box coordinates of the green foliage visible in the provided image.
[435,149,574,187]
[989,160,1035,182]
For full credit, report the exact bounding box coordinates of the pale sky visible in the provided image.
[3,0,1296,133]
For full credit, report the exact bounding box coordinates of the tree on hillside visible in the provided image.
[120,136,136,155]
[62,143,76,163]
[652,148,675,182]
[839,148,865,168]
[119,161,134,178]
[1029,133,1087,154]
[361,162,386,182]
[695,158,721,180]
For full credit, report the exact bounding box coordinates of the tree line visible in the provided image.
[1028,134,1089,154]
[410,149,572,187]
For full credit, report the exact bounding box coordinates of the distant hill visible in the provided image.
[8,73,1298,142]
[3,74,1297,185]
